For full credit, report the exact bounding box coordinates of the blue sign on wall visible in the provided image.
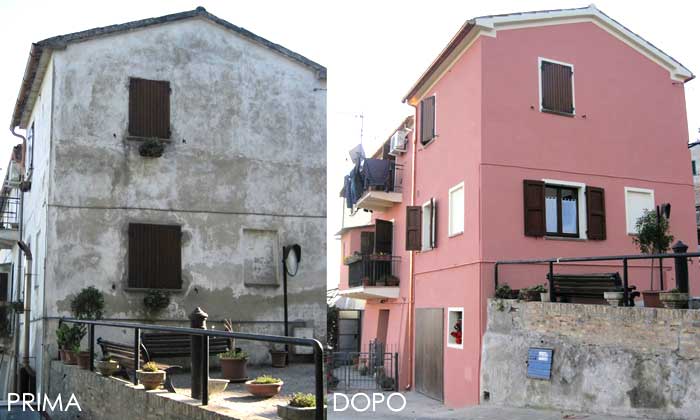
[527,347,553,380]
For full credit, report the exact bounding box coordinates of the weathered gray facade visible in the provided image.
[5,8,326,395]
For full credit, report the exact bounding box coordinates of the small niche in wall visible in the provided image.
[447,307,463,349]
[242,228,280,287]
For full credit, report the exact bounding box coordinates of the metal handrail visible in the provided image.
[62,318,325,419]
[494,249,699,307]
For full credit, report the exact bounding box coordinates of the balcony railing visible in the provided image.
[348,254,401,288]
[0,195,19,230]
[343,159,403,211]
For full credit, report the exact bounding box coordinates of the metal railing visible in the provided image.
[63,317,325,419]
[326,340,398,393]
[348,254,401,288]
[494,242,697,307]
[0,196,19,229]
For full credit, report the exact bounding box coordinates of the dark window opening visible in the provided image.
[128,223,181,289]
[545,186,579,237]
[128,78,171,139]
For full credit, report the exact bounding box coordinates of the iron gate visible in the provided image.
[327,341,398,392]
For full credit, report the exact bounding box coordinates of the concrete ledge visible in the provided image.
[481,299,700,419]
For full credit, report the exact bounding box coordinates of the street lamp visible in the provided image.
[282,244,301,360]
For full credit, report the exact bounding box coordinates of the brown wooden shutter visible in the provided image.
[129,78,171,139]
[406,206,422,250]
[586,186,606,240]
[541,61,573,114]
[523,180,546,237]
[420,96,435,144]
[360,231,375,255]
[128,223,182,289]
[375,219,393,254]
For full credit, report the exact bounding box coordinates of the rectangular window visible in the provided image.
[26,122,34,175]
[420,96,436,145]
[693,160,697,176]
[545,185,579,237]
[625,187,654,234]
[539,58,574,115]
[447,307,463,350]
[128,78,171,139]
[448,183,464,236]
[128,223,182,289]
[421,201,432,251]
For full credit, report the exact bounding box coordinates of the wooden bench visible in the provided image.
[97,338,180,392]
[141,332,231,358]
[547,272,640,305]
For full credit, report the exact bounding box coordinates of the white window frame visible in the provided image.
[447,307,464,350]
[538,57,576,116]
[624,187,655,235]
[542,179,587,240]
[420,93,438,148]
[448,182,465,237]
[421,200,432,251]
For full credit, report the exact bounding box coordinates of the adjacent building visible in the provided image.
[337,5,696,407]
[2,7,326,395]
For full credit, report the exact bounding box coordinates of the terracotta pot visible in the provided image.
[220,358,248,381]
[96,360,119,376]
[58,349,66,362]
[245,379,283,397]
[270,350,288,368]
[137,369,166,390]
[642,290,662,308]
[64,350,78,365]
[659,292,689,309]
[77,351,91,370]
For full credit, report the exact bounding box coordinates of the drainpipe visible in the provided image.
[17,241,32,368]
[10,127,26,390]
[405,110,418,390]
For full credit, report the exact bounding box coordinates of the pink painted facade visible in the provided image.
[338,7,695,408]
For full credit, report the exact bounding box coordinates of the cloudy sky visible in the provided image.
[0,1,697,289]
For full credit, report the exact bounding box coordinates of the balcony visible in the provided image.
[340,254,400,300]
[0,195,19,249]
[343,159,403,212]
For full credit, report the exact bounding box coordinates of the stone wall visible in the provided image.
[480,299,700,419]
[47,361,240,420]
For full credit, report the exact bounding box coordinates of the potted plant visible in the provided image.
[604,291,625,306]
[96,356,119,376]
[519,284,546,301]
[632,210,674,308]
[343,253,362,265]
[278,392,326,420]
[137,361,166,390]
[245,375,284,397]
[218,350,249,382]
[138,138,165,158]
[64,343,79,365]
[143,289,170,317]
[380,375,396,391]
[56,323,70,362]
[659,288,689,309]
[76,347,91,370]
[270,345,288,368]
[495,284,519,299]
[385,275,399,287]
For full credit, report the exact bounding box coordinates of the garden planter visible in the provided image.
[642,290,662,308]
[604,291,624,307]
[245,379,283,397]
[137,369,166,390]
[208,379,229,397]
[520,290,541,302]
[659,292,689,309]
[277,404,326,420]
[385,276,399,287]
[220,358,248,382]
[270,350,288,367]
[96,360,119,376]
[64,350,78,365]
[77,351,91,370]
[540,293,550,302]
[58,349,66,363]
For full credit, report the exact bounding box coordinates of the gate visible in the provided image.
[327,341,399,392]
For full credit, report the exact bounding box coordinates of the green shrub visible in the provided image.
[218,350,248,360]
[139,138,165,158]
[141,361,160,372]
[143,290,170,313]
[289,393,315,408]
[252,375,281,384]
[71,287,104,320]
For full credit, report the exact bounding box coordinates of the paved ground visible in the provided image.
[171,363,316,419]
[329,391,660,420]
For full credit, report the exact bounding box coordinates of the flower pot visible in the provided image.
[604,291,624,307]
[96,360,120,376]
[220,358,248,381]
[520,290,541,302]
[64,350,78,365]
[278,404,327,420]
[77,352,91,370]
[642,290,662,308]
[659,292,689,309]
[58,349,66,363]
[208,378,229,397]
[270,350,288,368]
[137,369,166,390]
[245,379,283,397]
[386,276,399,287]
[540,293,550,302]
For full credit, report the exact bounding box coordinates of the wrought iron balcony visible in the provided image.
[340,254,401,300]
[0,195,19,249]
[343,159,403,212]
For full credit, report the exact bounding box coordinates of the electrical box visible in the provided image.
[527,347,553,380]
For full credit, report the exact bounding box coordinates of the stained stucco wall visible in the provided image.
[30,17,325,376]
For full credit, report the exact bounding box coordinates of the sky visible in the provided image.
[0,1,698,289]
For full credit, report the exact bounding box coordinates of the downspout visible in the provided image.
[10,127,26,391]
[405,107,418,390]
[17,241,32,368]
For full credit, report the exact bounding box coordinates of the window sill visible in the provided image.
[124,287,184,293]
[419,247,434,254]
[447,343,463,350]
[419,136,438,149]
[243,283,281,288]
[448,231,464,238]
[544,236,586,242]
[126,136,172,143]
[540,108,575,118]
